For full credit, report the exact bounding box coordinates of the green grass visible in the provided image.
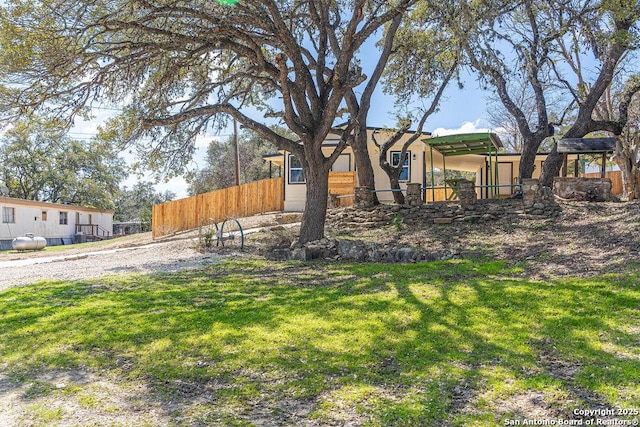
[1,259,639,426]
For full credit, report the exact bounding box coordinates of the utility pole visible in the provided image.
[233,118,240,186]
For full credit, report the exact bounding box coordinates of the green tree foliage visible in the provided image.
[113,182,174,231]
[538,0,640,185]
[427,0,639,186]
[0,118,126,209]
[0,0,417,244]
[187,129,279,196]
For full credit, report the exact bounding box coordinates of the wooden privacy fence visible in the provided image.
[423,188,450,202]
[152,177,284,238]
[328,171,357,207]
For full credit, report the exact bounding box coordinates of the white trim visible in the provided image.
[391,150,411,182]
[288,154,306,184]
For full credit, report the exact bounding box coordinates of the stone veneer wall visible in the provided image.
[327,198,560,229]
[331,178,560,229]
[553,177,612,201]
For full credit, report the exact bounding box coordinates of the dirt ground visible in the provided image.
[324,199,640,279]
[0,201,639,426]
[2,201,639,288]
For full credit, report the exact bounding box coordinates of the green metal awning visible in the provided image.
[422,132,503,156]
[422,132,505,200]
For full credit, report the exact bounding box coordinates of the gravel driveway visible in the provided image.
[0,212,302,291]
[0,238,211,291]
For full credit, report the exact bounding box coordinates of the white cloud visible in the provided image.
[431,120,490,137]
[120,172,190,199]
[195,133,220,148]
[155,176,190,198]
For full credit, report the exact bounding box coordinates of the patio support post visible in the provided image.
[488,143,494,198]
[442,154,448,199]
[495,150,500,197]
[422,152,427,202]
[430,146,435,202]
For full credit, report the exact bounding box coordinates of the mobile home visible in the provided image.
[0,197,114,250]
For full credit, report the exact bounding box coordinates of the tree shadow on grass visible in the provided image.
[0,259,639,426]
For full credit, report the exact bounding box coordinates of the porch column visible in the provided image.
[354,186,375,209]
[405,183,423,206]
[458,180,477,206]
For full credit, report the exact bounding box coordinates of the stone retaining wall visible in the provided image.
[341,179,560,228]
[553,177,612,201]
[327,198,558,229]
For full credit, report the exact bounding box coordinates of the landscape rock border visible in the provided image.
[268,237,460,263]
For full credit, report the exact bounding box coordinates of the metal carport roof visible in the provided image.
[423,132,504,156]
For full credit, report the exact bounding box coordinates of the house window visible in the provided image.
[289,155,306,184]
[331,154,351,172]
[59,211,68,225]
[42,211,48,221]
[391,151,411,182]
[2,207,15,223]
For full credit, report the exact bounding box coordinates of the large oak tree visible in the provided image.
[372,3,460,204]
[538,0,640,186]
[436,0,639,187]
[0,0,415,243]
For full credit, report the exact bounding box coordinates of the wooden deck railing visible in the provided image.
[75,224,111,240]
[152,177,285,238]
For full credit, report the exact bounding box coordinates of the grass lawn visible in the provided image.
[1,258,639,426]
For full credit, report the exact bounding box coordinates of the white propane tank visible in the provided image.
[12,233,47,251]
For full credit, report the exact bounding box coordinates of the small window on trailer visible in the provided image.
[2,207,15,223]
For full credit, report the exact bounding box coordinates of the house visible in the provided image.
[264,128,433,211]
[263,129,580,211]
[0,197,114,250]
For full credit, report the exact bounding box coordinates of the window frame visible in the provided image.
[391,150,411,182]
[288,154,306,184]
[331,153,352,172]
[2,207,15,224]
[59,211,68,225]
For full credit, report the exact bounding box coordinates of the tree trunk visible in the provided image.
[351,132,380,205]
[298,164,330,244]
[518,141,540,182]
[619,162,639,201]
[539,145,564,187]
[614,137,639,201]
[390,176,405,204]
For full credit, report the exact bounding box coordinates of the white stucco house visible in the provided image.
[0,196,114,250]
